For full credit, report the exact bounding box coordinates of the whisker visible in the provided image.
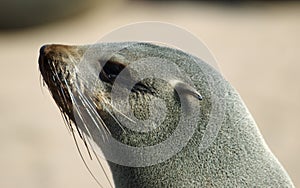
[68,89,113,188]
[72,104,95,157]
[71,73,115,188]
[60,111,72,135]
[60,75,110,187]
[39,74,46,95]
[53,66,76,133]
[73,81,111,141]
[60,73,109,162]
[45,59,113,188]
[102,104,127,134]
[61,75,94,141]
[76,71,133,134]
[78,92,111,135]
[73,74,112,136]
[99,90,136,124]
[85,137,114,188]
[82,133,93,160]
[71,125,104,188]
[77,94,111,142]
[53,64,95,151]
[78,72,130,135]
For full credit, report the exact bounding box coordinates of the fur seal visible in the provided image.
[38,42,294,187]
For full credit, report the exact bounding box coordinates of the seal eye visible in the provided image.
[99,60,126,84]
[98,59,155,95]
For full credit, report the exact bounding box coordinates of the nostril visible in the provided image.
[38,45,50,67]
[39,45,49,56]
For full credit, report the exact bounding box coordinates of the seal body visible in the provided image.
[39,42,294,187]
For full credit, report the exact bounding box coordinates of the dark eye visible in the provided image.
[98,59,156,95]
[99,60,125,84]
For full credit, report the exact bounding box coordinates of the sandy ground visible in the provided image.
[0,1,299,187]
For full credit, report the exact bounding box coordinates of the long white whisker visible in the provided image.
[61,76,109,187]
[50,63,106,188]
[68,89,114,188]
[71,125,104,188]
[74,73,111,134]
[83,133,114,188]
[102,104,127,134]
[61,75,95,139]
[71,73,115,188]
[52,65,74,134]
[60,111,72,135]
[75,87,111,136]
[100,91,136,124]
[77,94,110,142]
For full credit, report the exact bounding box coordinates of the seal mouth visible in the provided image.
[39,44,116,187]
[38,44,119,140]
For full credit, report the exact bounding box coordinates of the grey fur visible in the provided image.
[104,43,294,187]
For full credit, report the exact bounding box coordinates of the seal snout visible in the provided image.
[39,45,48,56]
[39,45,51,67]
[39,44,57,59]
[38,44,70,85]
[38,45,52,73]
[39,44,81,66]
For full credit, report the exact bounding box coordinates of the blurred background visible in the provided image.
[0,0,299,187]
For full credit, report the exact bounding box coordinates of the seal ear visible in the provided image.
[169,80,202,101]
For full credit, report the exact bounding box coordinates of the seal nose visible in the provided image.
[39,45,49,56]
[38,45,52,70]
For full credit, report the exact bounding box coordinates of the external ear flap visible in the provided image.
[169,80,203,101]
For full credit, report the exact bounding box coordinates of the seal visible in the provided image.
[38,42,294,187]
